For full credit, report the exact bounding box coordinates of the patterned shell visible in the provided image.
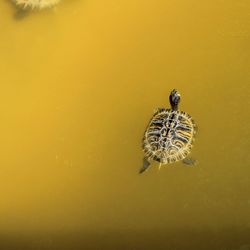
[143,108,196,164]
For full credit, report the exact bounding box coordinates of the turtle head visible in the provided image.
[169,89,180,110]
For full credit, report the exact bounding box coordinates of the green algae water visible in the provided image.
[0,1,250,249]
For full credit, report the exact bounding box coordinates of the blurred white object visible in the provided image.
[13,0,61,9]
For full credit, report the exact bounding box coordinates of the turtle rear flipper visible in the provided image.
[182,157,198,166]
[139,158,150,174]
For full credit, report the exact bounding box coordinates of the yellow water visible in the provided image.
[0,0,250,249]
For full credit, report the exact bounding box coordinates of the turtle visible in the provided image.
[12,0,61,9]
[139,89,197,174]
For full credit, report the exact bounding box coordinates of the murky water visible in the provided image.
[0,0,250,249]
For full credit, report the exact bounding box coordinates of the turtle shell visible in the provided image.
[142,108,196,164]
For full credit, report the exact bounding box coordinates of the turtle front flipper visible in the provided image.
[182,157,198,166]
[139,158,151,174]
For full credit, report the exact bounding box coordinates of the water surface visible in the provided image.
[0,0,250,249]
